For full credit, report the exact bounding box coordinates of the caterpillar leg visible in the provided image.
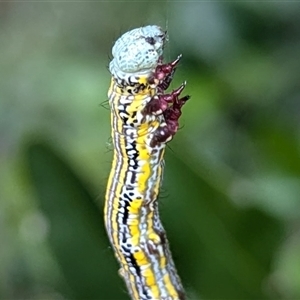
[149,55,182,91]
[157,55,182,91]
[151,83,190,146]
[144,81,187,115]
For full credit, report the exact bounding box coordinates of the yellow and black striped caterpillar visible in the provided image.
[104,25,189,300]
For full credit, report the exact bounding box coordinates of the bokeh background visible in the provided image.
[1,1,300,299]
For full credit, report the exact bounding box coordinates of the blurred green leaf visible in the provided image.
[26,142,127,300]
[252,120,300,176]
[162,152,284,299]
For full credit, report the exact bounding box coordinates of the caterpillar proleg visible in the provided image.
[104,25,189,300]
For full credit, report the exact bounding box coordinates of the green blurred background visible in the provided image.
[1,2,300,299]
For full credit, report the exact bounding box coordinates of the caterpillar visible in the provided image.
[104,25,189,300]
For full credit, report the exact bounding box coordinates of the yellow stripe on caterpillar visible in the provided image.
[104,25,190,300]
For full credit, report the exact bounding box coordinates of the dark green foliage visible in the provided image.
[163,153,283,299]
[27,143,126,299]
[25,143,283,299]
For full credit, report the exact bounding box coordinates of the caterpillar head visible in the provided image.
[110,25,166,80]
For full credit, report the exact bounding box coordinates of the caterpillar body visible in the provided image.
[104,25,189,300]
